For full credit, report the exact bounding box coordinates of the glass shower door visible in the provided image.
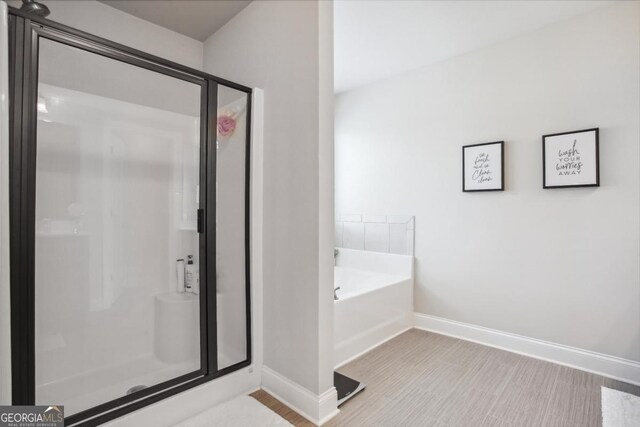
[9,13,252,425]
[216,85,250,370]
[33,38,204,417]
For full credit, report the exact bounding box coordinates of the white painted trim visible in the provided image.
[261,366,339,426]
[317,387,340,426]
[317,0,337,408]
[335,324,412,369]
[414,313,640,386]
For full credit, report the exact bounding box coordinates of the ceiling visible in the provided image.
[335,1,614,93]
[99,0,251,41]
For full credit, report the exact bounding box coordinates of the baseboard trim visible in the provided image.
[317,387,340,426]
[261,366,338,426]
[414,313,640,386]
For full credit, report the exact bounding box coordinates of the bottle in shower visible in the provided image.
[185,255,197,293]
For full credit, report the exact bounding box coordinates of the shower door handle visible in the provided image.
[197,208,204,233]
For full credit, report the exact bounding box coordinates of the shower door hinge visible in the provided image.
[197,209,204,234]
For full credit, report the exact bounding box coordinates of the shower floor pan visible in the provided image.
[36,355,198,417]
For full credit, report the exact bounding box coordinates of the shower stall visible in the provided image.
[7,6,251,426]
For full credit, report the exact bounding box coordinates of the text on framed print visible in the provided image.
[462,141,504,192]
[543,128,599,188]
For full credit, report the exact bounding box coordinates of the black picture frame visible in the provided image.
[462,141,505,192]
[542,128,599,189]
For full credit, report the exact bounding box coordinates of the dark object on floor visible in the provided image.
[335,371,365,406]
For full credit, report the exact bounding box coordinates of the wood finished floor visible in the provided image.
[252,329,640,426]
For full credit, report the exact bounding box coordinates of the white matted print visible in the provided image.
[543,128,599,188]
[462,141,504,192]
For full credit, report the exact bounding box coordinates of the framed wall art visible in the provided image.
[543,128,599,189]
[462,141,504,192]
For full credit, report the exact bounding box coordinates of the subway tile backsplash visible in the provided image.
[389,223,408,254]
[335,221,344,247]
[364,222,389,252]
[336,214,415,256]
[343,221,365,250]
[362,214,387,223]
[340,214,363,223]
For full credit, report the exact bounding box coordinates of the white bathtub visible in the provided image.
[334,249,413,367]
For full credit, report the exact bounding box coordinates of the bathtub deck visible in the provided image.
[252,328,640,426]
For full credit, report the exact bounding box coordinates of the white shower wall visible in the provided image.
[34,81,201,413]
[30,29,207,414]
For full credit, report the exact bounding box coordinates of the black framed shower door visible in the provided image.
[8,7,251,426]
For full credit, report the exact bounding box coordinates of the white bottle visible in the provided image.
[185,255,197,293]
[176,259,185,293]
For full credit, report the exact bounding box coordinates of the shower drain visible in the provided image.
[126,385,148,395]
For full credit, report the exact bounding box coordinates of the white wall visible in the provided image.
[203,0,336,418]
[336,2,640,362]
